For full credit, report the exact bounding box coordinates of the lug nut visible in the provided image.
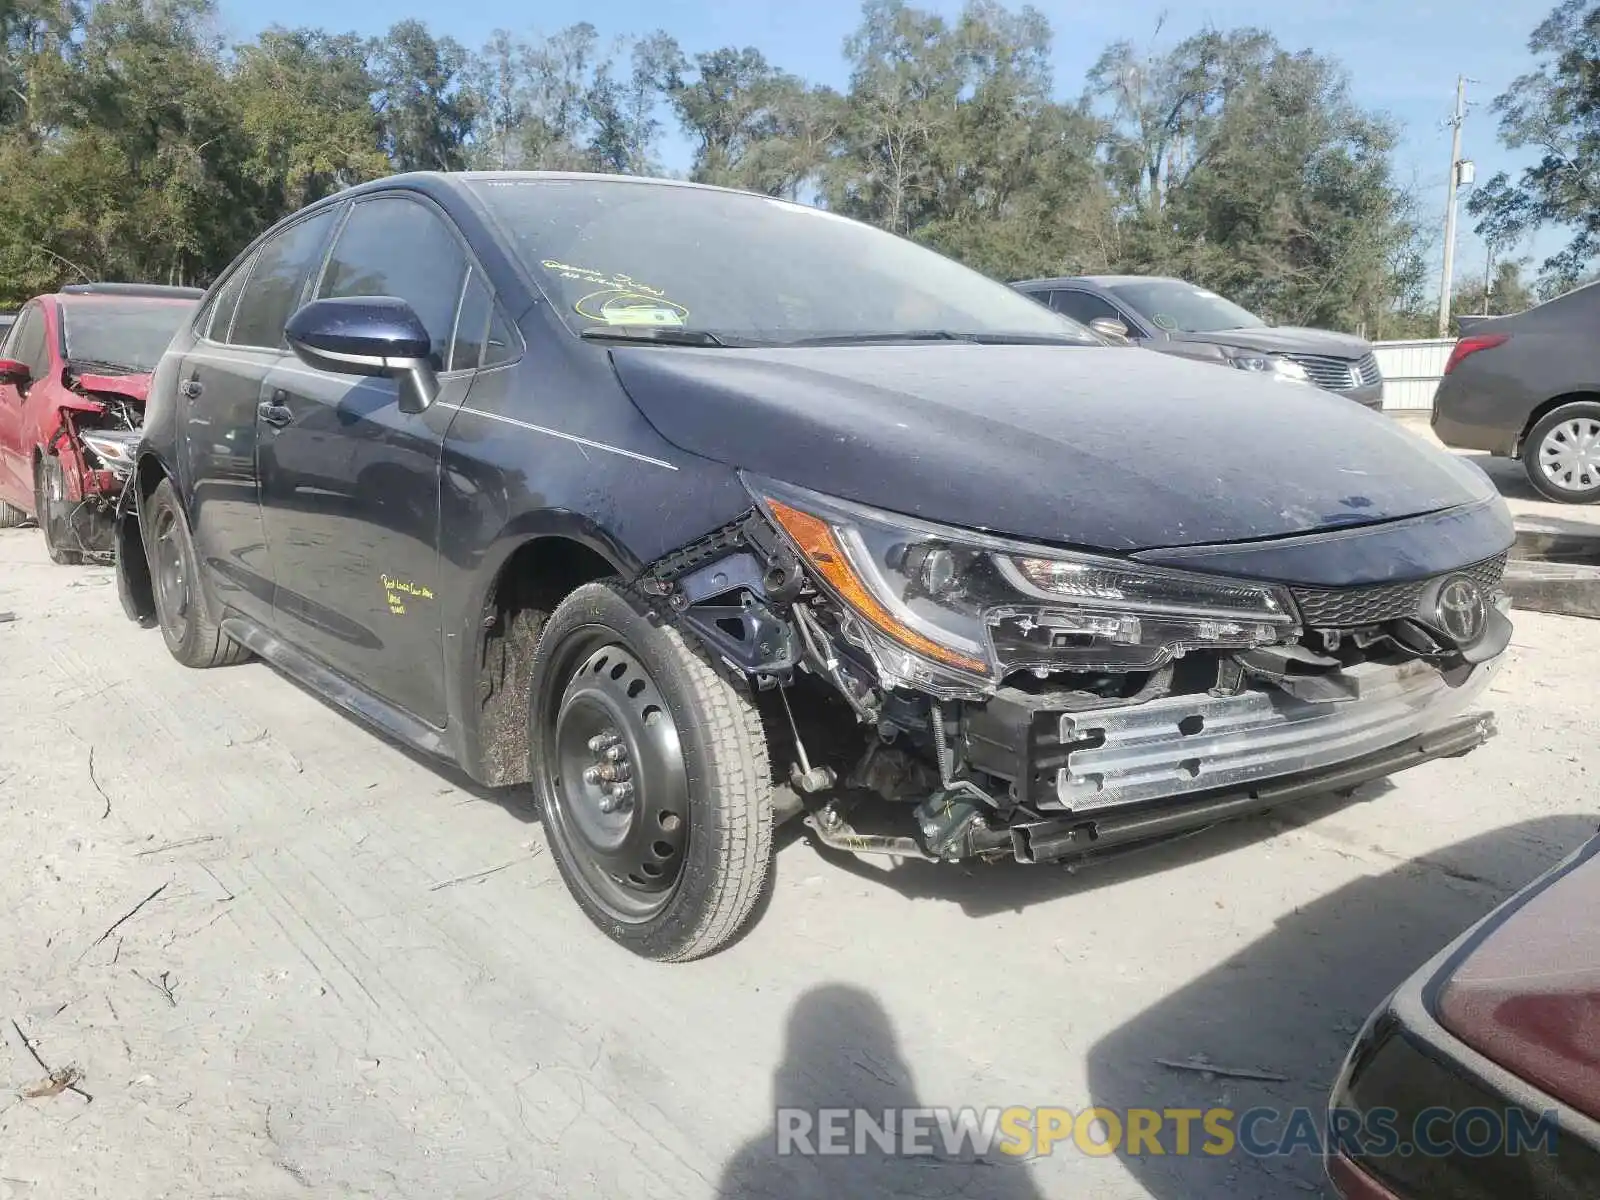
[585,762,632,785]
[599,781,635,814]
[588,731,622,753]
[603,744,628,763]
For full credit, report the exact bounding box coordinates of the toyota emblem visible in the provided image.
[1434,576,1487,644]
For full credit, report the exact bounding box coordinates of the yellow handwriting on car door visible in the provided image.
[382,574,435,616]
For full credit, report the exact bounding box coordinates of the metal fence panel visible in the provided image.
[1373,339,1455,411]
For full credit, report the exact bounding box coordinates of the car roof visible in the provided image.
[1011,274,1185,290]
[336,169,798,210]
[235,169,811,276]
[53,293,198,305]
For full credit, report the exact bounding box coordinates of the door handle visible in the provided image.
[180,378,203,398]
[257,400,293,428]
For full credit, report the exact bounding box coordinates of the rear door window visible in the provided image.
[229,208,340,350]
[9,304,50,376]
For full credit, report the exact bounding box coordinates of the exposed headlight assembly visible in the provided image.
[1223,349,1310,384]
[79,429,140,479]
[745,474,1299,694]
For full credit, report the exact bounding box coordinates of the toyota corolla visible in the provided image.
[113,171,1515,960]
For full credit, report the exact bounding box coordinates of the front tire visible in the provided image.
[528,581,773,961]
[143,478,250,668]
[1525,401,1600,503]
[34,455,83,564]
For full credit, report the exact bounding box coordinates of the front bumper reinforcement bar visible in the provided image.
[1051,658,1501,813]
[1013,710,1495,864]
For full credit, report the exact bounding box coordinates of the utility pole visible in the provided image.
[1438,76,1470,338]
[1483,241,1494,316]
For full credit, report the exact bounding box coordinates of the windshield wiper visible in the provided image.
[784,330,1088,347]
[784,330,975,346]
[579,326,727,347]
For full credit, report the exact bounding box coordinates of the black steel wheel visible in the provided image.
[34,455,83,565]
[142,478,250,668]
[529,581,773,961]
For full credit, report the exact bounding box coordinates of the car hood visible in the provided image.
[72,371,151,404]
[1172,326,1371,358]
[608,343,1495,552]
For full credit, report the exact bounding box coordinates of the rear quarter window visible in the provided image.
[202,255,256,344]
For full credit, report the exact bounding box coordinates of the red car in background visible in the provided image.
[1328,830,1600,1199]
[0,283,200,562]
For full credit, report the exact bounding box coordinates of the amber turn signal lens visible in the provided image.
[765,498,988,674]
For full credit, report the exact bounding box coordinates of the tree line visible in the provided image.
[0,0,1590,334]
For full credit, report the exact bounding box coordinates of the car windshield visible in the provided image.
[1105,280,1266,334]
[60,299,195,373]
[467,176,1097,346]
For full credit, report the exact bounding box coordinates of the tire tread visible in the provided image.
[655,614,773,962]
[147,478,251,668]
[530,581,774,961]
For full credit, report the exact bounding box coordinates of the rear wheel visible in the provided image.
[0,499,26,528]
[34,455,83,564]
[528,581,773,961]
[143,477,250,668]
[1525,401,1600,504]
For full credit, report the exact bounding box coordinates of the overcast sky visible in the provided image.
[218,0,1563,293]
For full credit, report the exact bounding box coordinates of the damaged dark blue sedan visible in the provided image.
[115,172,1516,959]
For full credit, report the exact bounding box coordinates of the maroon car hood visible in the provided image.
[73,372,150,403]
[1436,839,1600,1121]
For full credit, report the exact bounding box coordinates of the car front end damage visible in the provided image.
[641,477,1511,866]
[45,371,147,558]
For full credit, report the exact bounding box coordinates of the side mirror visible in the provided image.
[1088,317,1132,345]
[285,296,439,415]
[0,357,31,386]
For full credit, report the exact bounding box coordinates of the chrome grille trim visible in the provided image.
[1281,351,1382,392]
[1290,554,1508,628]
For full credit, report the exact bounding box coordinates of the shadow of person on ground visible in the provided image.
[719,983,1046,1200]
[1085,814,1598,1200]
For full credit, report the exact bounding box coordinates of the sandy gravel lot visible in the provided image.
[0,523,1595,1200]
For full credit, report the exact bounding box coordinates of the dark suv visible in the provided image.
[1012,275,1386,410]
[116,172,1512,961]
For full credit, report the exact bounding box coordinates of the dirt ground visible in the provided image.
[1,522,1596,1200]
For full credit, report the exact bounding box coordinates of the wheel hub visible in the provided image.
[549,643,689,914]
[1540,417,1600,493]
[153,512,189,621]
[582,730,636,814]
